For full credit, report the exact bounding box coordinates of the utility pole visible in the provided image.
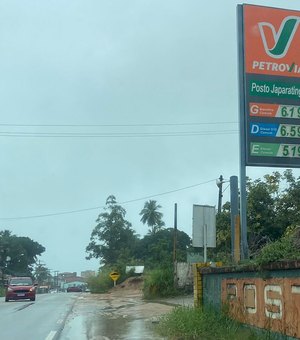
[54,271,59,291]
[217,175,224,214]
[173,203,177,289]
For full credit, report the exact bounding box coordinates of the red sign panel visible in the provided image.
[244,5,300,78]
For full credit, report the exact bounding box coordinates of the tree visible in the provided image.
[86,195,138,267]
[34,263,51,286]
[214,174,281,261]
[275,170,300,231]
[140,200,165,234]
[215,201,231,255]
[0,230,45,277]
[135,228,191,268]
[211,170,300,263]
[247,178,277,254]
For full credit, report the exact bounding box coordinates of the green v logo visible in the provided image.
[258,16,300,59]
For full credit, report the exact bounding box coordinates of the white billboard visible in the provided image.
[192,205,216,248]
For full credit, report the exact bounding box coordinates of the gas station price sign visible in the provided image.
[239,4,300,167]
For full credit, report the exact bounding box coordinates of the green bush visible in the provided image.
[87,270,113,293]
[0,286,4,297]
[255,227,300,266]
[143,267,178,299]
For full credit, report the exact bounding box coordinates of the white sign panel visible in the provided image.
[192,205,216,248]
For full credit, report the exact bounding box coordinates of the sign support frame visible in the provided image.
[237,4,249,259]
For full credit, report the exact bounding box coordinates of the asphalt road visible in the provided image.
[0,289,193,339]
[0,292,76,340]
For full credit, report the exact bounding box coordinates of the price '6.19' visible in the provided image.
[281,106,300,118]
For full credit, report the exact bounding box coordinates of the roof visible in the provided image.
[64,276,86,283]
[126,266,144,274]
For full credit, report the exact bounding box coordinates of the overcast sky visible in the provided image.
[1,0,300,275]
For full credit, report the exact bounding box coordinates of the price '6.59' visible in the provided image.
[279,125,300,138]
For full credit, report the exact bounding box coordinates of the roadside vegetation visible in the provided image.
[87,270,113,293]
[0,286,4,297]
[214,170,300,266]
[254,225,300,266]
[156,306,275,340]
[143,267,179,299]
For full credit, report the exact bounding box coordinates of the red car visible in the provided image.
[5,277,37,302]
[67,286,82,292]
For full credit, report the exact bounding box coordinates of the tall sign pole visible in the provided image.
[230,176,239,259]
[237,5,248,259]
[238,4,300,259]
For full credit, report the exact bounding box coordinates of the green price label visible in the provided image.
[250,142,300,158]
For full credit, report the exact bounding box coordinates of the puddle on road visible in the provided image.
[86,314,164,340]
[60,311,165,340]
[59,295,171,340]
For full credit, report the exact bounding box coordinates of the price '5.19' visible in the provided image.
[281,144,300,157]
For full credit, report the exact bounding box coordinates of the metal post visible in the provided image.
[203,224,207,263]
[237,5,249,259]
[240,166,248,259]
[173,203,177,263]
[230,176,239,259]
[217,175,224,214]
[234,215,241,262]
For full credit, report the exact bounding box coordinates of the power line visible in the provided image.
[0,122,238,127]
[0,130,238,138]
[0,179,217,221]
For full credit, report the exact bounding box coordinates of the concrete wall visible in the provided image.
[176,262,193,288]
[198,260,300,339]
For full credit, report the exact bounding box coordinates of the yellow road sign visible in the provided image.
[109,271,120,282]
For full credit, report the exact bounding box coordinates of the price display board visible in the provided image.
[239,5,300,167]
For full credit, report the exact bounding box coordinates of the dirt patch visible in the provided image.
[117,276,144,291]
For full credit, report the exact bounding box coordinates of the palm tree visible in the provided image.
[139,200,165,234]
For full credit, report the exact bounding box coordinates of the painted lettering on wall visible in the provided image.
[222,277,300,338]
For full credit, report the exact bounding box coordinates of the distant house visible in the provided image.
[58,272,77,279]
[126,266,144,275]
[62,276,87,291]
[81,270,96,278]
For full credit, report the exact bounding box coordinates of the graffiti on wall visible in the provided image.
[222,277,300,338]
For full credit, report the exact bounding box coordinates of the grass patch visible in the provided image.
[156,306,269,340]
[87,270,113,293]
[143,267,178,299]
[0,286,4,297]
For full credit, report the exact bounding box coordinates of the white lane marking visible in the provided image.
[45,330,57,340]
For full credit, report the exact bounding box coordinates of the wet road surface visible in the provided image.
[59,287,177,340]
